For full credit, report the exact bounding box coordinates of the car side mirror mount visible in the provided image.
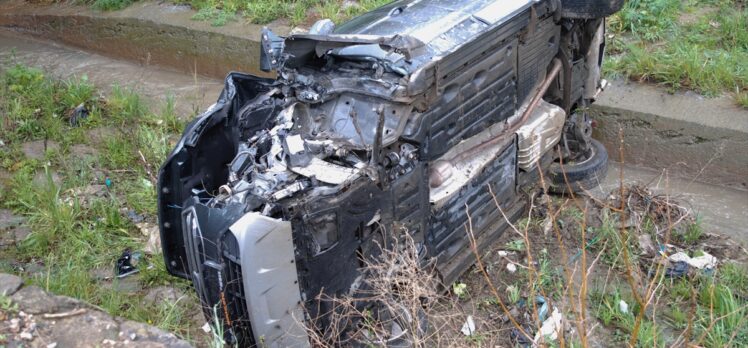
[260,28,284,72]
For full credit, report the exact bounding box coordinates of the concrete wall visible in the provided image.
[0,0,283,79]
[591,80,748,190]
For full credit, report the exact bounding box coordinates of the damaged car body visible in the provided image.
[157,0,621,346]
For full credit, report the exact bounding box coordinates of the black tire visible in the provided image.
[560,0,625,19]
[549,138,608,194]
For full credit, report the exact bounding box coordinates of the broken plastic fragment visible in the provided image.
[116,250,139,278]
[460,315,475,336]
[619,299,629,314]
[534,308,563,342]
[68,103,89,127]
[669,251,718,269]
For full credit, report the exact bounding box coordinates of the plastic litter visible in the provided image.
[116,250,140,278]
[68,103,89,127]
[619,300,629,314]
[460,315,476,336]
[507,263,517,273]
[510,325,534,347]
[201,322,212,333]
[126,210,145,224]
[664,260,689,278]
[534,308,563,342]
[669,251,718,270]
[536,296,549,321]
[638,234,656,255]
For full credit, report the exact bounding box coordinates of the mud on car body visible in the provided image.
[157,0,621,346]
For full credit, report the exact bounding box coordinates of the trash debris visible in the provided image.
[105,177,112,188]
[201,322,212,333]
[136,222,162,255]
[534,308,563,342]
[460,315,476,336]
[669,251,718,270]
[125,209,145,224]
[638,234,657,255]
[498,250,509,257]
[116,250,139,278]
[542,218,553,235]
[510,326,534,347]
[506,263,517,273]
[68,103,89,127]
[664,260,690,278]
[535,296,549,321]
[619,300,629,314]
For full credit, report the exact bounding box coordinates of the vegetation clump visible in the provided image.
[606,0,748,107]
[0,63,201,342]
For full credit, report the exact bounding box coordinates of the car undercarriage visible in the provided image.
[157,0,621,346]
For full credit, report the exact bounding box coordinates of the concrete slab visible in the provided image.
[0,29,223,117]
[591,80,748,190]
[0,0,287,79]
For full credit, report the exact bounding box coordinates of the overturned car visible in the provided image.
[158,0,620,346]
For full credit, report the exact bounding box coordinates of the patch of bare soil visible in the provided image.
[678,6,718,26]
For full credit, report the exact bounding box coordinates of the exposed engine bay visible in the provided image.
[157,0,618,346]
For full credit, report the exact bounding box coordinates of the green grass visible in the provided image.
[185,0,393,27]
[91,0,135,11]
[0,63,198,340]
[606,0,748,106]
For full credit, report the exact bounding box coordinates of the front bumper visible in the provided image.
[182,202,309,347]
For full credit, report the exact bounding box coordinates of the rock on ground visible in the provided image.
[21,140,59,160]
[0,273,192,348]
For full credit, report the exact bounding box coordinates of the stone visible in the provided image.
[10,286,59,314]
[137,222,162,255]
[88,127,116,145]
[90,267,114,281]
[0,209,25,231]
[119,320,192,348]
[111,275,141,294]
[13,226,31,243]
[32,170,63,187]
[69,144,99,160]
[44,310,120,347]
[0,273,24,296]
[143,286,182,305]
[21,140,60,160]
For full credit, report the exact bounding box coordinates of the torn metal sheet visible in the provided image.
[290,157,361,185]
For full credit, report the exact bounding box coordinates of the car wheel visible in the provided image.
[548,138,608,194]
[559,0,625,19]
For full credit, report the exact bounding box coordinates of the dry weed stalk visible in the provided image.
[299,230,444,347]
